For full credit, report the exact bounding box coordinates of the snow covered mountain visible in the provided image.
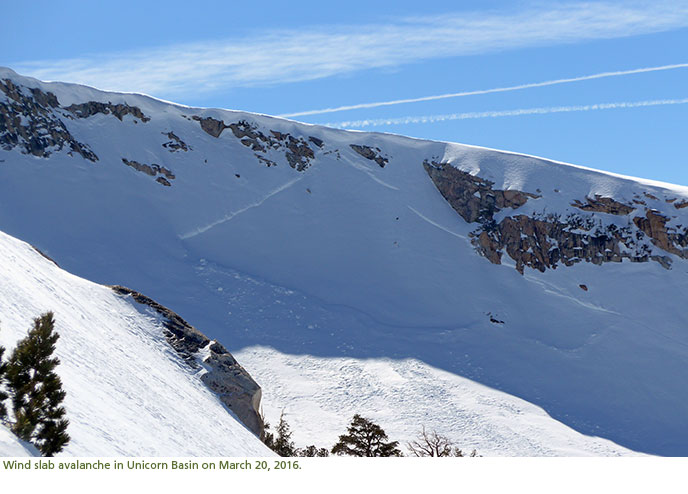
[1,67,687,456]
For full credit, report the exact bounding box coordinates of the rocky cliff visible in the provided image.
[111,286,264,438]
[423,159,684,273]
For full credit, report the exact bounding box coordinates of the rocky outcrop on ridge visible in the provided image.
[0,78,97,161]
[0,78,150,163]
[192,115,227,138]
[424,159,681,273]
[64,101,150,122]
[423,159,539,224]
[111,285,264,437]
[350,144,389,167]
[572,195,635,215]
[193,116,318,172]
[633,209,688,259]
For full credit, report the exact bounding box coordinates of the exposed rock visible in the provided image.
[199,345,264,439]
[111,286,264,437]
[308,136,324,148]
[65,101,150,122]
[0,79,98,162]
[422,159,678,273]
[162,131,190,152]
[193,116,228,138]
[225,120,317,171]
[122,158,155,176]
[633,210,688,258]
[255,154,277,167]
[572,195,634,215]
[31,245,60,267]
[476,231,502,264]
[423,160,539,224]
[674,200,688,210]
[350,144,389,167]
[476,213,653,274]
[579,284,588,291]
[271,130,315,171]
[122,158,175,185]
[487,312,504,324]
[192,117,320,171]
[29,87,60,108]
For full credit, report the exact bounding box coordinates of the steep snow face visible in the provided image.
[1,67,687,455]
[0,231,272,456]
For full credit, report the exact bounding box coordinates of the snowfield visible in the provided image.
[1,67,687,455]
[0,231,272,456]
[0,425,39,457]
[239,347,640,456]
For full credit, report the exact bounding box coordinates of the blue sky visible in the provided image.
[3,0,688,184]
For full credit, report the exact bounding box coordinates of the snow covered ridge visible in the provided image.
[423,159,688,273]
[0,230,271,456]
[2,66,688,275]
[110,285,263,437]
[3,67,688,456]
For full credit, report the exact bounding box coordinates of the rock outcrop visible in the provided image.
[111,286,264,437]
[423,159,539,223]
[192,116,228,138]
[424,160,681,273]
[121,158,175,186]
[65,101,150,122]
[161,131,190,152]
[193,117,319,172]
[0,78,97,162]
[475,212,664,273]
[633,209,688,258]
[350,144,389,167]
[572,195,635,215]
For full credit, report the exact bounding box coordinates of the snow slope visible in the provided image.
[0,425,39,456]
[1,67,687,455]
[0,230,272,456]
[240,347,640,456]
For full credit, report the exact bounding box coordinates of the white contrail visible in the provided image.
[280,63,688,118]
[328,98,688,128]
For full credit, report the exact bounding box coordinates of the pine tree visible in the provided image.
[0,337,8,420]
[331,414,402,457]
[6,312,70,456]
[272,411,296,457]
[296,445,330,457]
[259,407,275,448]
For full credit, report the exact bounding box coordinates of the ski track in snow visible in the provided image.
[407,205,468,241]
[340,153,400,191]
[180,175,305,239]
[521,272,621,316]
